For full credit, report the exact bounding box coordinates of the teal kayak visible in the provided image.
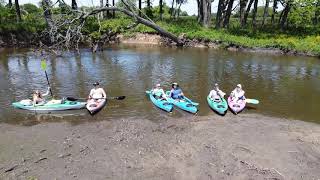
[207,95,228,115]
[12,99,86,111]
[146,91,173,112]
[165,91,198,114]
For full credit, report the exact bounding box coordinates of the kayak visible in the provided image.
[12,99,86,111]
[146,90,173,112]
[227,96,246,114]
[165,91,198,114]
[207,95,228,115]
[86,98,107,115]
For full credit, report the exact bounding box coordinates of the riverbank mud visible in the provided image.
[118,33,319,57]
[1,114,319,179]
[0,32,318,57]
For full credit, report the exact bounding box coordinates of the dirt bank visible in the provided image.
[117,33,319,57]
[1,113,319,179]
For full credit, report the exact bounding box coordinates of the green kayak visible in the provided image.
[12,99,86,111]
[207,95,228,115]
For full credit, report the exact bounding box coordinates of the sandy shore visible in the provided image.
[1,113,320,180]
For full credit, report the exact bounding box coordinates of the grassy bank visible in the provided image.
[95,17,320,55]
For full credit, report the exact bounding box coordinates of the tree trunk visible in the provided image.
[15,0,21,21]
[240,0,248,27]
[100,0,104,18]
[71,0,77,10]
[271,0,277,26]
[252,0,258,30]
[42,0,54,41]
[106,0,110,18]
[177,3,182,18]
[314,0,319,25]
[279,0,292,30]
[138,0,142,16]
[82,7,183,45]
[243,0,254,26]
[261,0,270,26]
[159,0,163,20]
[112,0,115,18]
[198,0,212,27]
[146,0,153,17]
[223,0,234,28]
[8,0,12,7]
[197,0,201,22]
[170,0,175,18]
[216,0,225,28]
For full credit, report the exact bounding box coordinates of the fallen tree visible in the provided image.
[41,0,183,52]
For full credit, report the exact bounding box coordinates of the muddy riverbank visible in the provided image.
[1,114,319,179]
[1,32,318,57]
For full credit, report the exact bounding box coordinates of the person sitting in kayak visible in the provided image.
[32,87,51,105]
[209,83,226,102]
[231,84,245,101]
[88,82,106,101]
[169,82,184,100]
[151,84,167,100]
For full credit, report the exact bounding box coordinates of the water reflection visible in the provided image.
[0,45,319,125]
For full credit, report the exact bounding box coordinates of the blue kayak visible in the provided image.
[146,91,173,112]
[207,95,228,115]
[165,91,198,114]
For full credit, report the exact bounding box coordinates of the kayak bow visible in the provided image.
[165,91,198,114]
[146,90,173,112]
[207,95,228,115]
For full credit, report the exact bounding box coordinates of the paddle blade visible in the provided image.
[115,96,126,100]
[145,91,151,94]
[41,59,47,70]
[246,99,259,104]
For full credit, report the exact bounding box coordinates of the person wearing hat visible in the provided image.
[88,82,106,100]
[231,84,245,101]
[208,83,226,102]
[151,83,167,100]
[169,82,184,100]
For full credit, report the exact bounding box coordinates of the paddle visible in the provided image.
[183,96,199,106]
[41,59,53,97]
[66,96,126,101]
[245,98,259,104]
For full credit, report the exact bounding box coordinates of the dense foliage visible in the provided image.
[0,0,319,55]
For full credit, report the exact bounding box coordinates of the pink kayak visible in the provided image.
[228,96,246,114]
[86,98,107,115]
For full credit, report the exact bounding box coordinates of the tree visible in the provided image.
[315,0,319,24]
[14,0,21,21]
[8,0,12,7]
[198,0,211,27]
[271,0,278,26]
[170,0,175,18]
[243,0,254,26]
[138,0,141,16]
[279,0,293,29]
[159,0,163,19]
[42,0,184,51]
[112,0,115,18]
[146,0,153,17]
[41,0,53,34]
[240,0,249,26]
[216,0,225,28]
[252,0,258,29]
[71,0,77,10]
[223,0,235,28]
[262,0,270,26]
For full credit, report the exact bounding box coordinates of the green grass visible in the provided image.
[98,17,320,55]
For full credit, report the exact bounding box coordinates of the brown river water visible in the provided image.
[0,45,319,125]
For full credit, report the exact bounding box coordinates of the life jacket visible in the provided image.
[171,88,182,99]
